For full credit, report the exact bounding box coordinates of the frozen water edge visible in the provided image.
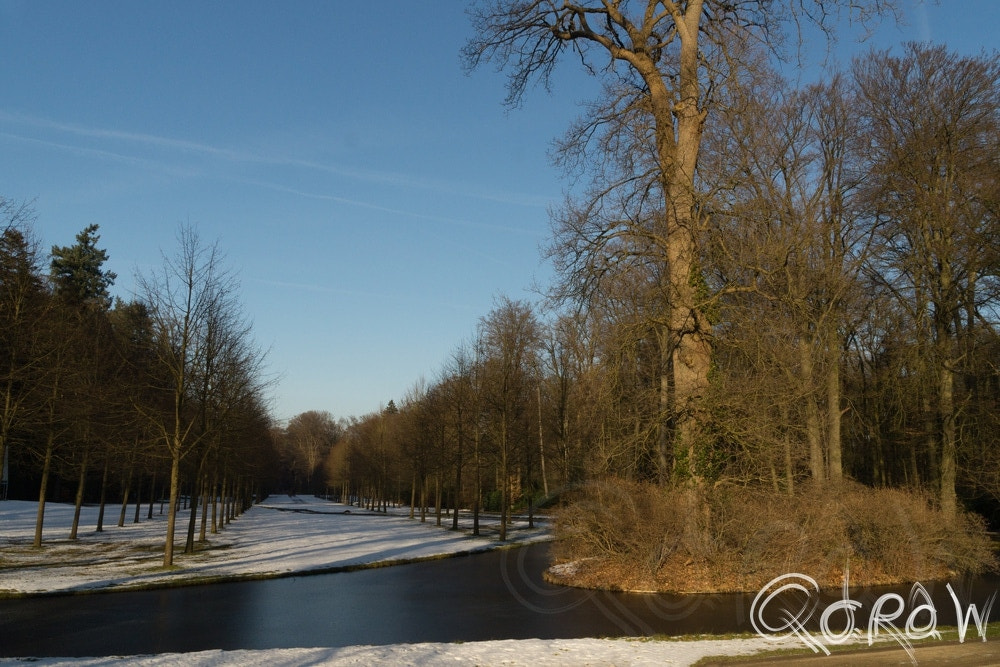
[0,495,795,665]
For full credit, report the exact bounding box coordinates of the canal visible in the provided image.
[0,542,995,658]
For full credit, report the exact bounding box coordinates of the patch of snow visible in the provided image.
[547,557,597,578]
[0,636,802,666]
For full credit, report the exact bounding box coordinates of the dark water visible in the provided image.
[0,543,996,658]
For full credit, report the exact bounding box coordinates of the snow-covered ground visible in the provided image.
[0,495,798,665]
[0,637,803,666]
[0,494,549,595]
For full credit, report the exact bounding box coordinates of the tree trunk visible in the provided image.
[452,421,463,531]
[658,326,672,482]
[217,476,226,532]
[419,475,427,523]
[184,473,199,554]
[409,474,416,519]
[781,404,794,496]
[800,336,824,483]
[133,475,143,523]
[499,421,508,542]
[96,457,109,532]
[69,449,89,540]
[537,385,548,497]
[826,336,843,482]
[211,477,219,534]
[117,468,132,528]
[939,360,957,516]
[473,426,481,537]
[434,474,442,527]
[655,28,712,485]
[199,475,208,540]
[32,433,54,548]
[163,451,181,567]
[147,473,156,520]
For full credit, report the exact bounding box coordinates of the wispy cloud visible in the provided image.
[241,178,541,238]
[0,130,202,177]
[249,277,479,312]
[0,111,256,162]
[1,113,546,246]
[0,110,554,209]
[913,0,931,43]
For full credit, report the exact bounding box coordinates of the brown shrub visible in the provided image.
[549,478,997,593]
[552,479,684,574]
[836,484,996,581]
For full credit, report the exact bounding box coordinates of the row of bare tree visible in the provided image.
[0,212,275,565]
[454,1,1000,524]
[315,33,1000,532]
[321,296,549,542]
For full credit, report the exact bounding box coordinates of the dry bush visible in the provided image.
[552,479,684,575]
[550,478,997,592]
[836,485,996,581]
[710,483,851,584]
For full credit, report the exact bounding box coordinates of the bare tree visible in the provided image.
[702,68,870,488]
[478,296,541,541]
[280,411,341,492]
[466,0,898,485]
[440,343,477,530]
[855,43,1000,516]
[136,225,254,566]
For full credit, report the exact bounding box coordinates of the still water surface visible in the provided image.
[0,543,996,657]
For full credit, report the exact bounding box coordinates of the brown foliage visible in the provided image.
[549,479,996,593]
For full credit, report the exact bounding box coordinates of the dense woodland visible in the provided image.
[0,216,275,566]
[320,5,999,589]
[3,1,1000,590]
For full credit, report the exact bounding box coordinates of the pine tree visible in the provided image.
[50,224,116,308]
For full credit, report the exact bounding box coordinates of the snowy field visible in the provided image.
[0,638,802,666]
[0,494,549,595]
[0,495,798,665]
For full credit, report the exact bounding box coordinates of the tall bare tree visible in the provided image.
[478,296,540,541]
[466,0,898,485]
[440,343,477,530]
[855,43,1000,516]
[136,226,256,566]
[703,69,869,488]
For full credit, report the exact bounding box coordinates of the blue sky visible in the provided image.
[0,2,996,423]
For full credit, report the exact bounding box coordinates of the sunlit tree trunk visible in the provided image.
[826,335,843,482]
[117,465,132,528]
[434,473,442,527]
[32,432,54,548]
[799,336,824,483]
[163,453,180,566]
[69,449,88,539]
[96,457,109,532]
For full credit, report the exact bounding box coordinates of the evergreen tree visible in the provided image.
[50,224,116,308]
